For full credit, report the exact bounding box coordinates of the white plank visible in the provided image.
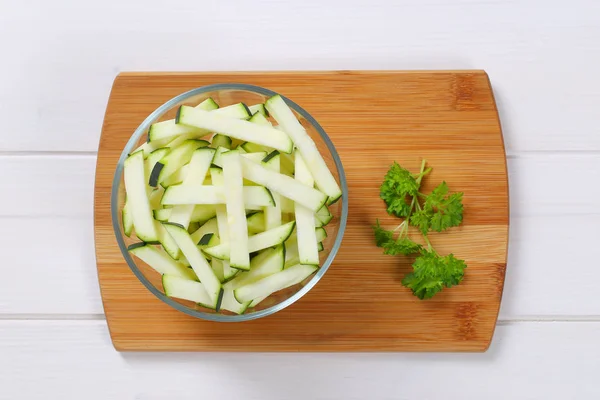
[0,154,598,316]
[0,155,94,217]
[0,320,599,399]
[0,217,102,315]
[0,0,599,151]
[508,154,600,216]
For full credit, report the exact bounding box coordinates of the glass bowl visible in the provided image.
[111,83,348,321]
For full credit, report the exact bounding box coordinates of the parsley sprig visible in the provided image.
[374,160,467,299]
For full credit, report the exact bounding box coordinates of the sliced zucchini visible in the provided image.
[315,227,327,242]
[155,220,180,259]
[316,205,333,226]
[145,148,170,179]
[163,223,222,304]
[294,152,319,265]
[167,148,215,228]
[279,196,295,214]
[176,105,293,153]
[266,95,342,203]
[248,295,268,308]
[240,142,268,153]
[249,103,269,117]
[133,137,172,158]
[211,258,225,283]
[163,274,219,309]
[222,150,250,270]
[160,164,188,188]
[187,221,200,233]
[149,139,207,186]
[224,245,285,290]
[212,150,267,168]
[148,187,165,209]
[190,205,217,223]
[124,151,158,242]
[246,212,265,234]
[262,151,282,230]
[128,243,196,280]
[248,112,272,127]
[318,241,324,252]
[280,153,295,176]
[122,197,133,237]
[241,157,327,212]
[190,217,219,244]
[161,185,275,208]
[284,238,300,269]
[220,289,250,314]
[210,166,237,280]
[234,263,317,303]
[148,99,248,143]
[154,205,216,224]
[203,221,295,261]
[197,232,220,249]
[211,134,232,149]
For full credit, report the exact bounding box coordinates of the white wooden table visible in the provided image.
[1,0,599,398]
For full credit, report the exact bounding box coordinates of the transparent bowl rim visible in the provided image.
[111,83,348,322]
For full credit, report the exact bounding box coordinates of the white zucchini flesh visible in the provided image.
[149,139,208,186]
[145,148,170,180]
[210,167,237,280]
[122,197,133,237]
[123,151,158,242]
[220,289,250,314]
[148,187,165,210]
[266,95,342,203]
[203,221,295,261]
[211,258,225,283]
[149,97,219,142]
[162,274,218,309]
[148,101,250,142]
[128,244,196,280]
[221,150,250,270]
[176,105,293,153]
[248,103,268,117]
[190,217,219,246]
[263,152,282,230]
[163,223,222,304]
[212,150,267,168]
[167,148,215,228]
[161,185,275,208]
[155,220,180,259]
[294,152,319,265]
[160,165,212,188]
[155,205,216,223]
[224,245,285,290]
[246,212,265,234]
[248,295,268,308]
[316,205,333,225]
[234,263,318,303]
[240,157,327,212]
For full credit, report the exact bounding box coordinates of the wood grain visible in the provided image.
[94,71,508,352]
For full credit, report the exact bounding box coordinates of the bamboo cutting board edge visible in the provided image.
[94,70,509,352]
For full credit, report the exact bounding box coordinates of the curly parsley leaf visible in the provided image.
[379,162,419,218]
[373,220,422,256]
[373,219,394,247]
[383,237,422,256]
[409,182,464,234]
[401,251,467,300]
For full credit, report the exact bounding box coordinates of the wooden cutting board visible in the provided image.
[94,71,508,352]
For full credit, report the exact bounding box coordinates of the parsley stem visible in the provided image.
[393,220,406,232]
[423,234,435,253]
